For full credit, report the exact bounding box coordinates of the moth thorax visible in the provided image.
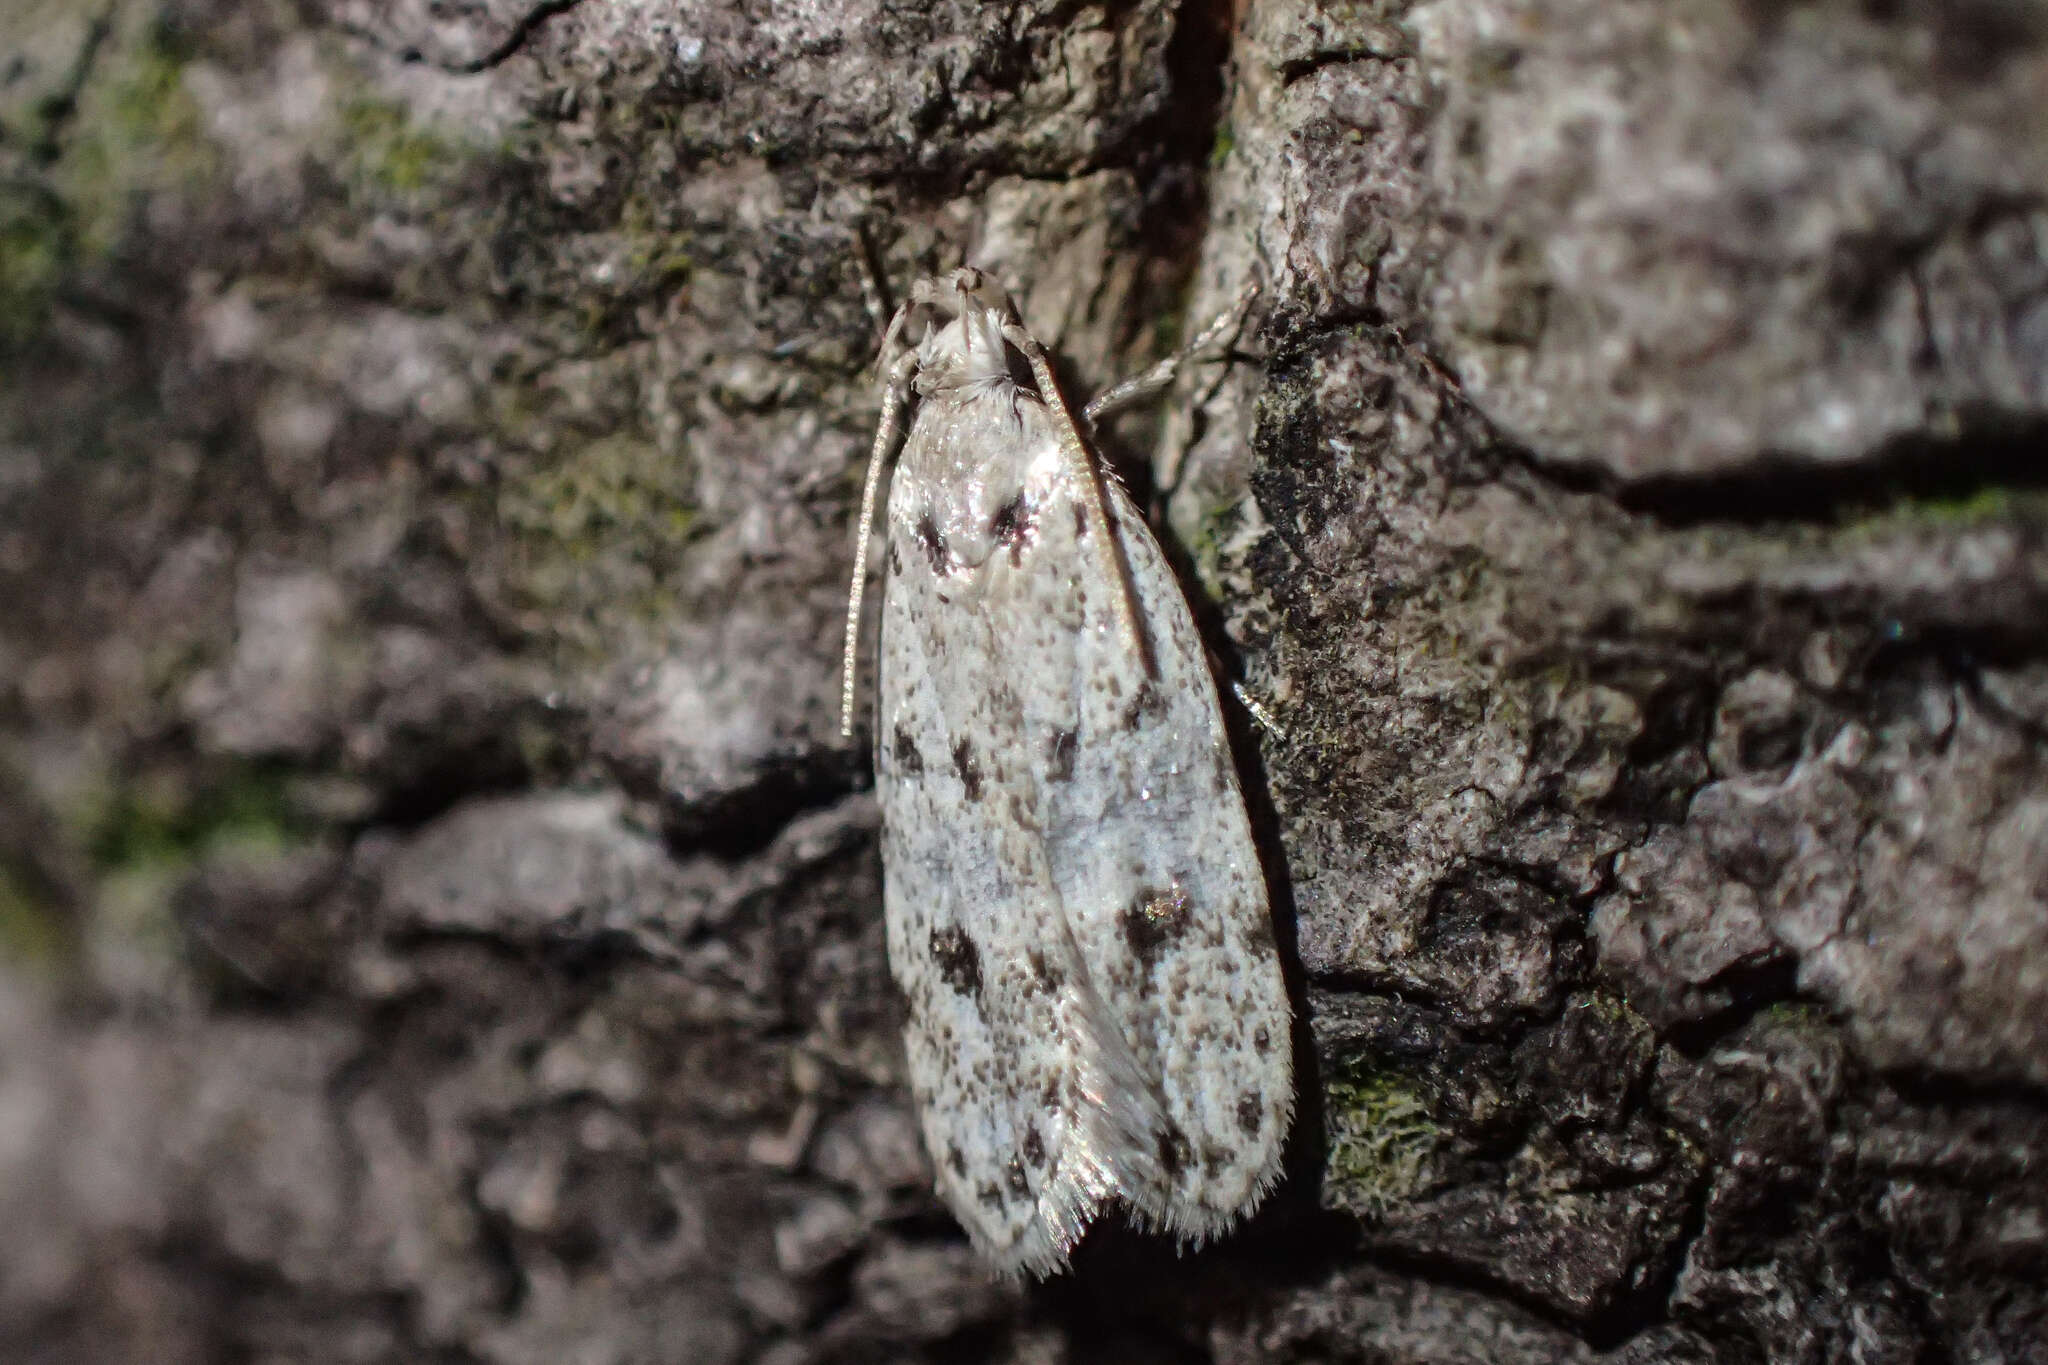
[921,313,1022,394]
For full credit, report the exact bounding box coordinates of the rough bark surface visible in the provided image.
[3,1,2045,1362]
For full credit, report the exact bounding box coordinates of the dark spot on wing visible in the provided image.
[1046,728,1077,781]
[929,925,983,999]
[978,1180,1005,1210]
[1253,1026,1272,1056]
[989,682,1024,726]
[891,724,924,776]
[915,512,952,574]
[1203,1146,1234,1178]
[951,738,983,800]
[1246,913,1277,954]
[1005,1158,1030,1198]
[1025,948,1064,994]
[947,1143,968,1178]
[1237,1091,1264,1137]
[1022,1125,1046,1168]
[1121,884,1192,969]
[1121,681,1169,732]
[887,541,904,578]
[1073,503,1090,539]
[989,491,1033,564]
[1157,1127,1192,1178]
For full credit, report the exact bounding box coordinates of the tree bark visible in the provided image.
[2,1,2045,1361]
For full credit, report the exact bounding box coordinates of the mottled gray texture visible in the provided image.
[2,0,2045,1360]
[867,273,1291,1274]
[1418,0,2048,478]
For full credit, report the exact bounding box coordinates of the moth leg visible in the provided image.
[1082,282,1258,427]
[1230,681,1286,741]
[907,274,952,311]
[1000,317,1155,679]
[841,343,924,738]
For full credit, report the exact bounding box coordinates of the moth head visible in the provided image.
[947,267,1013,318]
[908,266,1024,392]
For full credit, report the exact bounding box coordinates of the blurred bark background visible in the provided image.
[3,1,2046,1361]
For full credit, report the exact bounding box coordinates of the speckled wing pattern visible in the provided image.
[860,270,1292,1276]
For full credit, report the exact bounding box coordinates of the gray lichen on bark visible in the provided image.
[2,0,2045,1361]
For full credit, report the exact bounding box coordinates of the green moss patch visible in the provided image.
[337,96,471,205]
[0,192,68,348]
[493,432,702,656]
[81,762,300,878]
[62,33,217,256]
[3,29,218,349]
[1323,1063,1441,1218]
[0,863,72,971]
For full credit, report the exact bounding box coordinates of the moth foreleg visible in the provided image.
[1082,282,1258,427]
[1230,680,1286,741]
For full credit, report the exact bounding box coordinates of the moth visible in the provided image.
[840,267,1292,1276]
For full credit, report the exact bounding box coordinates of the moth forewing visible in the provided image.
[851,268,1291,1275]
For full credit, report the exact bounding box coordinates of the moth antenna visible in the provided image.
[1000,317,1155,679]
[842,345,924,738]
[851,221,894,338]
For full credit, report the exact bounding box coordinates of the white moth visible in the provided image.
[839,267,1293,1276]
